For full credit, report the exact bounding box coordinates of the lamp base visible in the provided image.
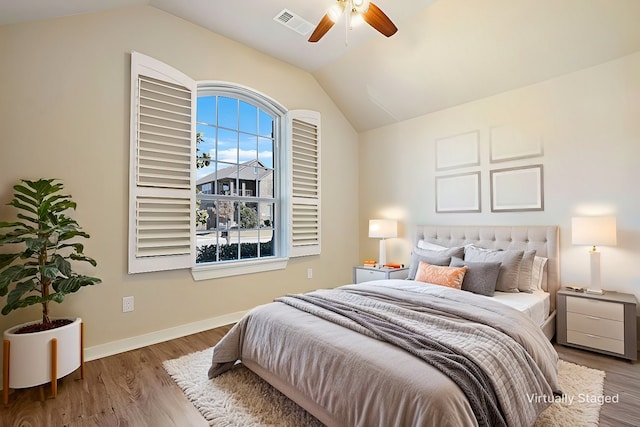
[378,239,387,267]
[585,288,605,295]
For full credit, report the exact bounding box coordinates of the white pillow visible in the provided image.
[530,256,548,291]
[417,240,448,251]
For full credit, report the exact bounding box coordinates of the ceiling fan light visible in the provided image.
[353,0,370,14]
[350,11,365,27]
[328,3,345,22]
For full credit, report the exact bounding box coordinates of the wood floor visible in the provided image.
[0,325,232,427]
[0,326,638,427]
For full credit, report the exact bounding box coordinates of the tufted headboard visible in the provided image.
[415,225,560,311]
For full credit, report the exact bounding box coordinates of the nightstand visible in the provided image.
[353,266,409,284]
[556,288,637,361]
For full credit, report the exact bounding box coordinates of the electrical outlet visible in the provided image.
[122,296,134,313]
[307,268,313,279]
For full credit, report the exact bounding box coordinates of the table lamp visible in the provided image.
[368,219,397,266]
[571,216,617,294]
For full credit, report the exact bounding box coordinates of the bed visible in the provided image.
[416,225,559,340]
[208,225,561,427]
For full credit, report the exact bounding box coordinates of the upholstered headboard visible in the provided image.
[415,225,560,311]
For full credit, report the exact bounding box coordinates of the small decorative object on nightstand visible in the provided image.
[557,288,637,361]
[353,266,408,284]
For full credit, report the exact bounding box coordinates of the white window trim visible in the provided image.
[191,257,289,280]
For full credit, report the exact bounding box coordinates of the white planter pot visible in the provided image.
[3,317,82,389]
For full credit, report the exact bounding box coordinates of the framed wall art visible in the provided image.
[436,172,481,213]
[490,165,544,212]
[435,130,480,171]
[489,125,543,163]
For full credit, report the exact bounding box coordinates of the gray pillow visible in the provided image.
[414,245,465,259]
[450,257,501,297]
[407,246,463,280]
[518,250,536,293]
[463,245,524,293]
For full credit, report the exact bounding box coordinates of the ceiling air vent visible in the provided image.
[274,9,314,36]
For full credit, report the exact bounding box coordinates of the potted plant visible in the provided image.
[0,179,101,403]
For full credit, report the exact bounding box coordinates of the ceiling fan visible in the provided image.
[308,0,398,43]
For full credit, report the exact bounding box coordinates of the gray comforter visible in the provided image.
[209,281,560,427]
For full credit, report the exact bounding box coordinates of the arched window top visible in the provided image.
[198,81,287,118]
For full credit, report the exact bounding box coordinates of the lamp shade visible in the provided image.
[368,219,397,239]
[572,217,617,246]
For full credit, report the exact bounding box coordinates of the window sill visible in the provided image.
[191,257,289,281]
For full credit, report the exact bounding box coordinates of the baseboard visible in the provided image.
[84,310,246,362]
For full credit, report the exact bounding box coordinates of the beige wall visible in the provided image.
[0,6,359,353]
[359,51,640,309]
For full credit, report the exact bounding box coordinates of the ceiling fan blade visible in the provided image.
[308,14,335,42]
[362,2,398,37]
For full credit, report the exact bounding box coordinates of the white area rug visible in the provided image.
[534,359,606,427]
[164,348,605,427]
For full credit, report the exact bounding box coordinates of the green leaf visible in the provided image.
[6,279,37,306]
[8,199,38,215]
[15,213,38,225]
[52,254,72,277]
[69,253,98,267]
[50,200,76,213]
[0,264,37,289]
[12,184,38,201]
[0,230,34,246]
[58,243,84,253]
[13,193,38,209]
[38,199,52,222]
[25,238,47,252]
[44,194,70,206]
[0,253,20,270]
[52,275,101,294]
[0,221,25,229]
[40,264,60,280]
[58,230,90,242]
[2,294,52,315]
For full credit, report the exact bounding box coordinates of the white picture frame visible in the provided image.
[490,165,544,212]
[436,172,481,213]
[435,130,480,171]
[489,125,543,163]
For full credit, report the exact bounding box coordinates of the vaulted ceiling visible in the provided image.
[3,0,640,132]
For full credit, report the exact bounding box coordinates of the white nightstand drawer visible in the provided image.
[355,268,385,283]
[567,330,624,354]
[566,296,624,321]
[566,312,624,340]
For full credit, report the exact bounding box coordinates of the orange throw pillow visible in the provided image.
[414,262,467,289]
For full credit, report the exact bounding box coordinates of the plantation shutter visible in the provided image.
[128,51,196,274]
[287,110,321,257]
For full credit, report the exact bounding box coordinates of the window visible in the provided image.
[128,52,320,278]
[194,87,281,266]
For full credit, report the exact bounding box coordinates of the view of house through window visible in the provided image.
[195,91,278,264]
